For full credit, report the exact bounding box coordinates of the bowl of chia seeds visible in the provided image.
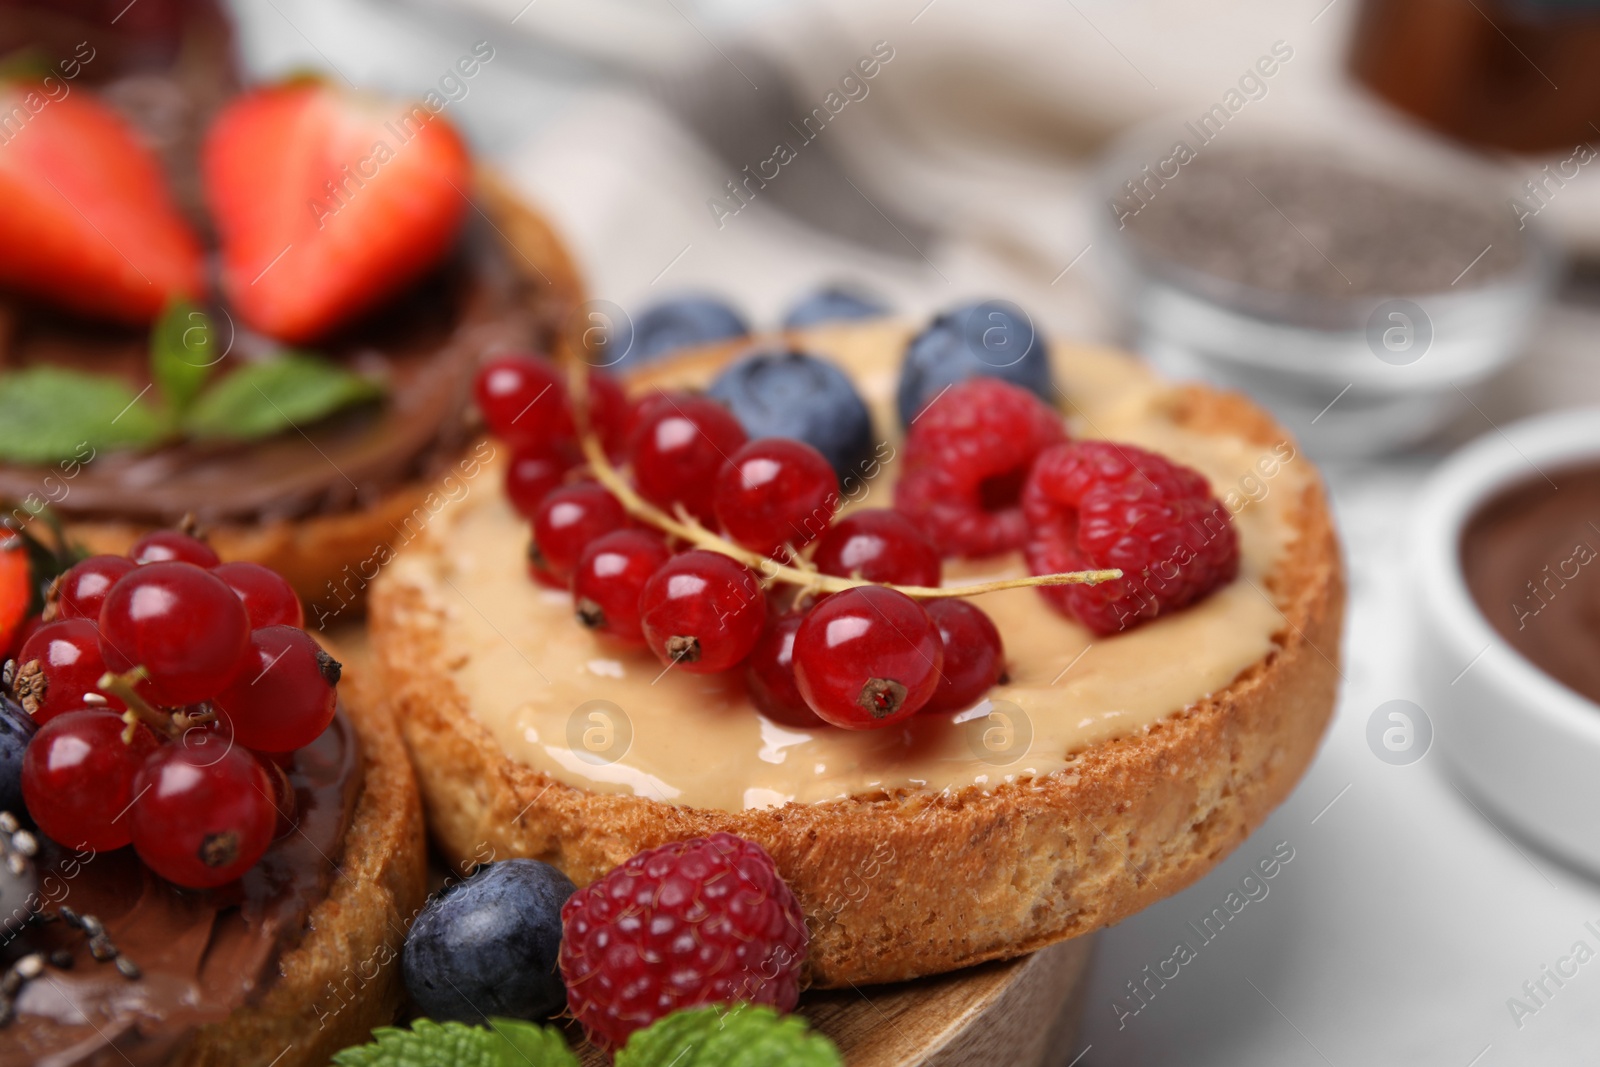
[1093,104,1555,458]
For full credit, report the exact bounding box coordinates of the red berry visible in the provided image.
[504,446,572,521]
[16,618,122,724]
[586,370,631,460]
[474,354,569,451]
[22,709,159,851]
[214,626,340,753]
[53,555,136,620]
[638,551,766,673]
[98,561,251,705]
[713,438,838,557]
[131,744,278,888]
[629,395,747,527]
[211,561,304,629]
[531,483,628,587]
[812,509,942,588]
[0,539,30,659]
[559,832,807,1052]
[793,586,943,729]
[572,530,671,644]
[744,612,825,728]
[922,600,1004,713]
[893,378,1067,558]
[1023,440,1238,634]
[128,529,221,568]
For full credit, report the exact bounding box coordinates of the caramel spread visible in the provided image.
[388,325,1308,811]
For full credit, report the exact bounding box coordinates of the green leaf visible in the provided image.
[488,1018,580,1067]
[331,1018,576,1067]
[616,1004,843,1067]
[0,367,166,463]
[150,299,217,414]
[182,352,382,441]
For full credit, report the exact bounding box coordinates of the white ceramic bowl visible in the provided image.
[1414,407,1600,874]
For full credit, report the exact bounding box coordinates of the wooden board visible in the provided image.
[572,937,1095,1067]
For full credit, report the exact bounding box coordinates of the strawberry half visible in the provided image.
[0,542,30,660]
[0,84,205,324]
[202,82,472,343]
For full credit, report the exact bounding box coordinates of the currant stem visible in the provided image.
[98,669,178,742]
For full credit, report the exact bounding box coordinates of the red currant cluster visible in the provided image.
[14,531,336,888]
[474,354,1006,730]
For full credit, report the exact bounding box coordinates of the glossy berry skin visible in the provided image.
[22,710,158,851]
[812,509,942,588]
[1024,440,1238,634]
[707,350,875,486]
[572,530,671,644]
[131,744,277,888]
[896,299,1054,427]
[531,483,628,587]
[405,859,576,1023]
[98,562,251,705]
[560,832,806,1052]
[922,600,1005,713]
[713,438,839,557]
[782,285,888,329]
[504,446,571,521]
[894,377,1067,558]
[629,295,748,364]
[473,353,568,452]
[211,561,304,629]
[214,626,340,753]
[638,551,766,674]
[793,586,943,729]
[16,618,121,724]
[630,395,748,527]
[744,612,825,728]
[129,530,220,568]
[54,555,137,621]
[0,694,37,814]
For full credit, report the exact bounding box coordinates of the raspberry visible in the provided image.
[893,378,1066,558]
[1022,440,1238,634]
[559,832,807,1052]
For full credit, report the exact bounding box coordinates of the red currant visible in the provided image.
[629,395,747,528]
[98,562,251,705]
[531,483,629,587]
[53,555,136,620]
[713,438,839,557]
[744,612,825,728]
[572,530,671,644]
[793,587,943,729]
[922,599,1004,713]
[504,446,572,521]
[474,353,569,451]
[587,370,631,460]
[213,626,340,753]
[129,529,220,568]
[812,510,942,588]
[22,709,159,850]
[131,744,278,888]
[639,551,767,673]
[16,619,122,723]
[211,561,304,629]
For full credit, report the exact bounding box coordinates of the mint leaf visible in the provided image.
[488,1018,580,1067]
[0,367,165,463]
[331,1018,576,1067]
[183,353,382,441]
[150,299,217,414]
[616,1004,842,1067]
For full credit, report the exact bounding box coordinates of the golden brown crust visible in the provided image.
[370,349,1344,988]
[62,172,583,612]
[174,644,429,1067]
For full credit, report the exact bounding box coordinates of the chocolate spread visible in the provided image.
[1,710,363,1067]
[1461,465,1600,706]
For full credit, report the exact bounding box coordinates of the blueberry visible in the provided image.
[402,859,575,1022]
[707,349,876,487]
[0,692,35,816]
[625,295,748,367]
[782,285,889,329]
[895,300,1054,427]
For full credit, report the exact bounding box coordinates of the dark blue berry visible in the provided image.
[0,692,35,816]
[895,300,1054,427]
[402,859,575,1022]
[626,295,748,366]
[782,286,889,329]
[707,349,876,487]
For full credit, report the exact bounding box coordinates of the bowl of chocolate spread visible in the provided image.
[1415,407,1600,875]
